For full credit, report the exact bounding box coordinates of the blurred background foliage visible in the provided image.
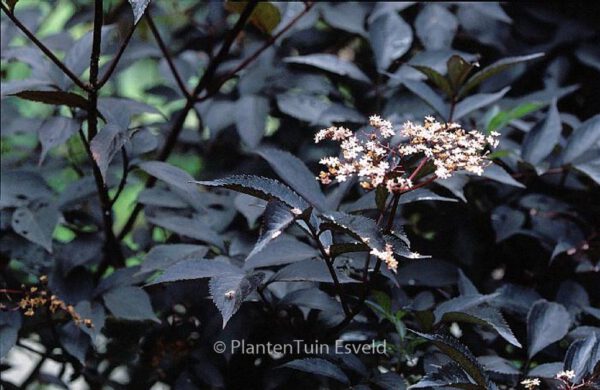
[1,1,599,389]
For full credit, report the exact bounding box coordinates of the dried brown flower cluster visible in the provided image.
[14,280,92,328]
[315,115,499,192]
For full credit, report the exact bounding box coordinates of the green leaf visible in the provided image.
[11,90,89,110]
[412,65,453,98]
[365,300,389,319]
[251,2,281,33]
[392,312,407,339]
[447,55,475,95]
[487,102,544,132]
[226,1,281,34]
[459,53,544,98]
[372,290,392,314]
[195,175,310,211]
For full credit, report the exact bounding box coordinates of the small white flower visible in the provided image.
[369,115,395,137]
[521,378,541,389]
[449,322,462,338]
[319,156,340,167]
[315,115,499,193]
[556,370,576,381]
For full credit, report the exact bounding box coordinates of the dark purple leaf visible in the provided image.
[11,90,89,110]
[209,272,264,328]
[90,124,128,183]
[103,286,159,323]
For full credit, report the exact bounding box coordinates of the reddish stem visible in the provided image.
[0,289,25,295]
[409,157,429,181]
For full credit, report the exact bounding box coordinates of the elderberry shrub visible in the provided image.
[1,1,599,389]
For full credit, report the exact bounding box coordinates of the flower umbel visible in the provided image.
[315,115,499,191]
[399,116,499,179]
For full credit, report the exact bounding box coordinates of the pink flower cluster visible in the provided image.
[398,116,500,179]
[315,115,499,192]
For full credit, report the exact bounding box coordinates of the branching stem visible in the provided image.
[0,3,91,92]
[145,12,191,98]
[117,1,316,239]
[84,0,125,272]
[328,158,432,335]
